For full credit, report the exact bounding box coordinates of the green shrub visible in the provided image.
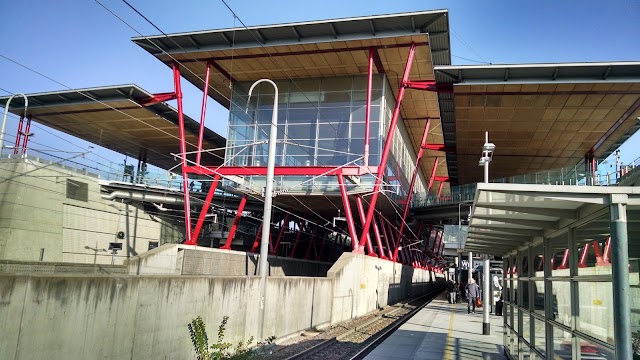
[187,316,256,360]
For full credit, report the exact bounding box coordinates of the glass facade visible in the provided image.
[224,74,428,197]
[503,208,628,359]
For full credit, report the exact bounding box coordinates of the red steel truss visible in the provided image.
[169,42,451,271]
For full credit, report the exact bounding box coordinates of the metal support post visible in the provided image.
[337,174,362,252]
[379,214,393,259]
[293,223,315,258]
[468,251,473,281]
[172,63,194,244]
[221,194,248,250]
[426,157,439,193]
[483,254,491,335]
[359,43,417,248]
[21,116,31,155]
[271,213,290,255]
[355,195,377,257]
[371,216,387,259]
[287,221,304,258]
[250,222,263,253]
[610,199,631,360]
[190,173,221,243]
[304,227,320,260]
[196,61,211,165]
[394,119,431,254]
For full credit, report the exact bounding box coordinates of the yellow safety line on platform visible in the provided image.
[444,303,455,360]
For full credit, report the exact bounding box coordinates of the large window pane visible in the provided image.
[533,281,545,316]
[533,318,546,356]
[576,214,610,276]
[522,312,531,343]
[549,232,570,276]
[551,281,570,326]
[577,281,614,344]
[521,280,530,310]
[551,326,572,359]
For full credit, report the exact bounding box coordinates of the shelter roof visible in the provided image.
[435,62,640,184]
[0,85,226,170]
[132,10,452,192]
[465,183,640,256]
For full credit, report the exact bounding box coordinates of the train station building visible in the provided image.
[1,9,639,360]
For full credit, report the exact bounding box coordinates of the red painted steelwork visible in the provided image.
[578,243,590,268]
[603,237,611,264]
[221,193,247,250]
[293,223,315,258]
[190,173,221,244]
[250,222,263,253]
[173,63,194,244]
[404,80,453,93]
[337,174,362,252]
[21,116,32,154]
[196,61,211,165]
[271,213,291,255]
[362,43,417,255]
[304,227,321,260]
[186,165,379,177]
[437,181,444,197]
[355,195,377,257]
[426,157,439,193]
[364,48,374,167]
[287,221,305,258]
[556,249,570,270]
[416,222,424,240]
[394,119,431,254]
[14,115,24,155]
[421,144,455,152]
[138,92,177,106]
[422,226,433,251]
[371,216,387,259]
[378,214,393,259]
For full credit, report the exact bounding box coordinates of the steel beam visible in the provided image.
[190,173,221,244]
[186,165,378,177]
[355,195,377,257]
[359,43,417,252]
[221,193,247,250]
[196,61,211,165]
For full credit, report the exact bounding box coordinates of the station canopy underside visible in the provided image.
[465,183,640,256]
[0,85,226,170]
[436,63,640,184]
[132,10,452,192]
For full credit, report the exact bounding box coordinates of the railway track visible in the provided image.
[269,288,444,360]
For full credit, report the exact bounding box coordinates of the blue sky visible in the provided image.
[1,0,639,171]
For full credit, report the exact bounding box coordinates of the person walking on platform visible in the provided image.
[447,280,455,303]
[454,282,461,303]
[466,278,480,314]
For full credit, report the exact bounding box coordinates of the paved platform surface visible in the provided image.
[365,294,508,360]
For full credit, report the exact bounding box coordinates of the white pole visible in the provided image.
[0,94,28,156]
[482,131,491,335]
[247,79,279,343]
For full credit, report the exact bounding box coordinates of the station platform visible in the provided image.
[365,294,508,360]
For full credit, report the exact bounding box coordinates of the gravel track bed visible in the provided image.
[259,296,431,360]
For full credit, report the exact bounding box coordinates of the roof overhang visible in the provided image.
[0,85,226,170]
[465,182,640,256]
[435,62,640,184]
[132,10,452,192]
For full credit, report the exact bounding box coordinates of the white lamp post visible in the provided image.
[246,79,279,343]
[479,131,494,335]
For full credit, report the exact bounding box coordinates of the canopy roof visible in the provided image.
[132,10,452,192]
[435,62,640,184]
[465,183,640,256]
[0,85,226,170]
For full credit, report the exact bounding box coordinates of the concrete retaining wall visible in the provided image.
[0,251,443,359]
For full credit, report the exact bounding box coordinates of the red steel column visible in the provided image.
[364,48,374,167]
[355,195,377,257]
[394,119,431,257]
[378,214,393,259]
[337,174,361,252]
[190,173,221,243]
[173,63,194,244]
[271,213,290,255]
[196,61,211,165]
[21,116,31,154]
[287,221,305,258]
[557,249,570,269]
[359,43,417,248]
[437,181,444,198]
[304,228,321,260]
[372,216,387,259]
[221,193,248,250]
[250,222,263,253]
[603,237,611,264]
[13,115,23,155]
[427,157,439,193]
[293,224,316,258]
[578,243,590,268]
[416,222,424,241]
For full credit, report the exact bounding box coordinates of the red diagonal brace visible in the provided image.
[372,216,387,259]
[578,243,590,268]
[271,213,290,255]
[190,173,221,244]
[221,193,247,250]
[404,80,453,93]
[138,92,177,106]
[287,221,305,258]
[338,174,362,253]
[421,144,455,153]
[427,158,440,193]
[355,195,377,257]
[603,237,611,264]
[250,222,263,253]
[359,43,417,252]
